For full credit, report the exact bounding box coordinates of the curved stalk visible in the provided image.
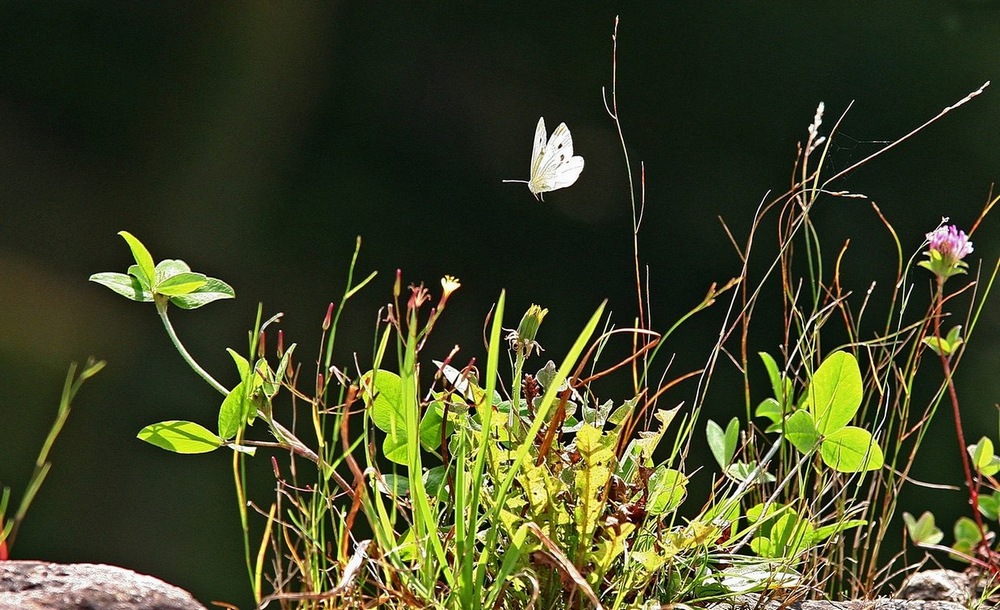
[155,296,228,396]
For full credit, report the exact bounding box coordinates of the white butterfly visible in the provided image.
[504,117,584,200]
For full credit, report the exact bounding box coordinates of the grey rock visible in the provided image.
[898,570,975,605]
[0,561,207,610]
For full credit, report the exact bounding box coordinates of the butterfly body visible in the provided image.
[504,117,584,200]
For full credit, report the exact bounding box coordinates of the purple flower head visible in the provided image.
[926,225,974,262]
[920,224,974,281]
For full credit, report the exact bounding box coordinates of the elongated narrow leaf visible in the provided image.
[118,231,156,288]
[138,420,222,454]
[759,352,784,405]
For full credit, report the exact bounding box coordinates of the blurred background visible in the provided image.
[1,4,998,607]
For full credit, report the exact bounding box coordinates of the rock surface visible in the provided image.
[0,561,206,610]
[710,570,986,610]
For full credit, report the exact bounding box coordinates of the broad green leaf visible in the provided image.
[360,370,408,465]
[922,336,954,357]
[763,513,814,558]
[952,516,984,561]
[137,420,221,454]
[806,351,863,435]
[969,437,1000,476]
[424,465,448,499]
[784,409,819,454]
[902,511,944,546]
[646,465,687,515]
[88,272,153,302]
[168,277,236,310]
[218,380,250,440]
[746,502,783,524]
[419,400,456,453]
[378,473,409,497]
[820,426,883,473]
[706,418,739,469]
[755,397,782,426]
[227,348,251,381]
[155,271,208,296]
[979,493,1000,521]
[118,231,155,288]
[153,259,192,284]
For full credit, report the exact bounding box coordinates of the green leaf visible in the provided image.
[153,259,192,283]
[969,437,1000,476]
[784,409,819,454]
[820,426,884,473]
[137,420,222,454]
[952,516,984,561]
[646,465,688,515]
[902,511,944,546]
[706,418,739,470]
[922,336,953,357]
[118,231,155,288]
[88,272,153,302]
[227,348,251,380]
[155,271,208,296]
[267,344,296,399]
[755,397,783,426]
[619,407,678,482]
[574,424,616,540]
[979,493,1000,521]
[168,277,236,310]
[361,370,408,465]
[419,400,456,453]
[218,380,250,440]
[759,352,783,403]
[806,351,863,435]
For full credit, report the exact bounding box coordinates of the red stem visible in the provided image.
[934,278,987,542]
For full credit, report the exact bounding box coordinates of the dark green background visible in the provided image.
[2,5,998,607]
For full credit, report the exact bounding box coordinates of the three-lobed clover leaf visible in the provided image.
[89,231,235,309]
[766,351,884,473]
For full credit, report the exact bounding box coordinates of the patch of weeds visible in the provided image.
[80,15,1000,610]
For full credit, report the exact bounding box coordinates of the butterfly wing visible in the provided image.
[529,121,584,197]
[526,117,548,195]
